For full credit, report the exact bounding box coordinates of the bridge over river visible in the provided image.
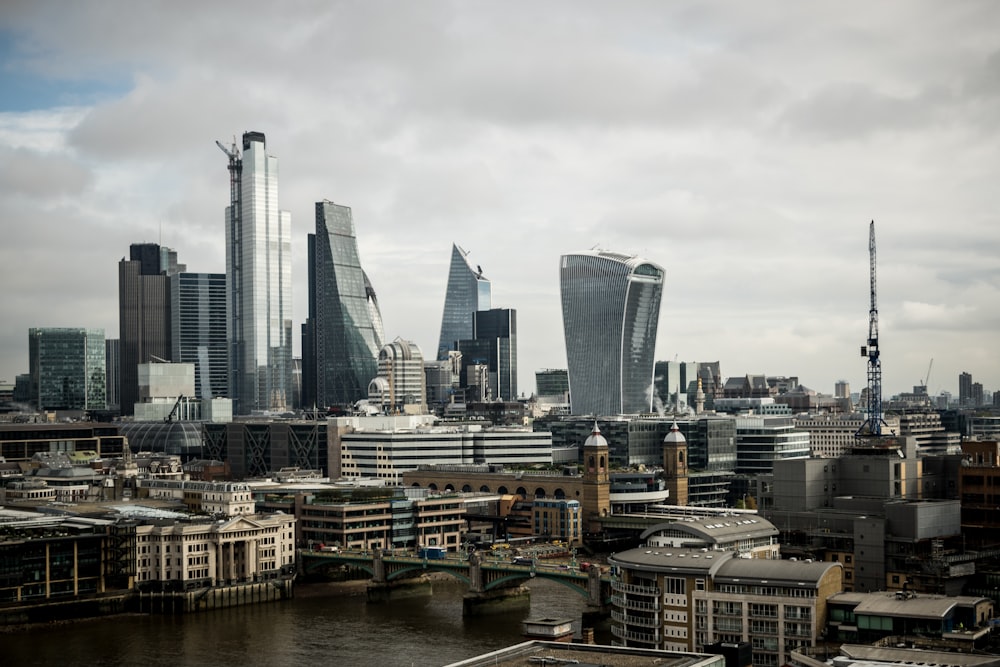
[299,548,612,615]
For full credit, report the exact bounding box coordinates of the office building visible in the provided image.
[303,201,384,410]
[119,243,182,415]
[959,371,973,407]
[368,338,427,415]
[437,243,491,360]
[105,339,120,412]
[28,328,106,412]
[535,368,569,401]
[560,250,664,416]
[223,131,292,414]
[734,415,810,475]
[456,308,517,402]
[202,419,330,479]
[171,272,228,401]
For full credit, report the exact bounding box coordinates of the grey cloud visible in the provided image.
[0,146,92,196]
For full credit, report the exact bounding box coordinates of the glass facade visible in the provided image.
[171,272,228,400]
[28,328,106,410]
[304,201,384,409]
[437,243,491,360]
[560,251,663,416]
[225,131,293,413]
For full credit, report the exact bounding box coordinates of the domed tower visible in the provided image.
[694,377,706,414]
[662,421,689,506]
[582,421,611,531]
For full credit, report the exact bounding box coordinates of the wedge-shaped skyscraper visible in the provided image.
[437,243,491,360]
[560,250,664,416]
[303,201,384,409]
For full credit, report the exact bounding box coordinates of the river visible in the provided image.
[0,578,610,666]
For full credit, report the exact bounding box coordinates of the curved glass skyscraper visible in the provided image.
[303,200,384,409]
[437,243,491,360]
[560,251,664,416]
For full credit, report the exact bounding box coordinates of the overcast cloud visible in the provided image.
[1,1,998,399]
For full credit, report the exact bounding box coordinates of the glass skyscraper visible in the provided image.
[28,328,106,411]
[224,131,292,414]
[560,250,664,416]
[437,243,491,360]
[303,200,384,409]
[456,308,517,401]
[171,272,228,401]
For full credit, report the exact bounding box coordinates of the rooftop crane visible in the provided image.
[857,220,888,439]
[216,137,243,411]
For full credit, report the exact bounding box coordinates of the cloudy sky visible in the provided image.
[1,1,998,400]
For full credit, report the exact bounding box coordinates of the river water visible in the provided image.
[0,578,610,667]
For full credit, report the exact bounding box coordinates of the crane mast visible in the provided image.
[216,138,243,409]
[857,220,886,439]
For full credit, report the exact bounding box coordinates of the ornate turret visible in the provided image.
[694,377,705,414]
[582,421,611,531]
[662,421,689,506]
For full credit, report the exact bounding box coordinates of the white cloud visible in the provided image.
[0,1,998,398]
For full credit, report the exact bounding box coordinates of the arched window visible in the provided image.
[429,483,438,491]
[462,484,472,493]
[554,488,566,499]
[479,485,490,493]
[534,487,546,499]
[497,486,508,494]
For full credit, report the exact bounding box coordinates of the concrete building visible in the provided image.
[294,489,465,551]
[368,338,427,414]
[794,413,901,458]
[331,415,553,483]
[608,546,843,665]
[560,250,664,416]
[222,131,293,414]
[134,512,295,588]
[138,479,255,515]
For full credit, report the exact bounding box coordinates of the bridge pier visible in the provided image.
[462,585,531,616]
[366,575,433,603]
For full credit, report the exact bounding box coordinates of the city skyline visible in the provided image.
[1,3,999,399]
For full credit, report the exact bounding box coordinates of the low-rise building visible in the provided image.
[134,512,296,589]
[138,479,255,516]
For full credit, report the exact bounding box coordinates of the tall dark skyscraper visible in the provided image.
[560,250,664,416]
[457,308,517,401]
[959,371,973,407]
[437,243,491,360]
[222,131,293,414]
[303,201,384,409]
[171,272,228,400]
[118,243,182,415]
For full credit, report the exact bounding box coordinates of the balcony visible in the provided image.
[611,579,660,597]
[611,609,660,628]
[611,624,659,645]
[610,594,660,612]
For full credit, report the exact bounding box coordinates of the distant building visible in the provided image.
[171,271,228,402]
[960,371,974,407]
[202,420,330,479]
[794,413,901,458]
[834,380,850,399]
[437,243,491,361]
[560,250,663,416]
[535,368,569,402]
[456,308,517,402]
[105,339,120,412]
[303,200,384,410]
[368,338,427,415]
[734,415,810,475]
[28,327,106,412]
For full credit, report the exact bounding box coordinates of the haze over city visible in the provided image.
[1,1,998,398]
